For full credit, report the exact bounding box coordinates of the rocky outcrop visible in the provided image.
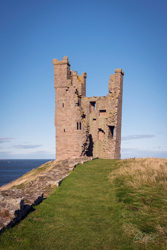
[0,157,95,234]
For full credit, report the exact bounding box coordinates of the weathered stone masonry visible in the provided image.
[53,56,124,160]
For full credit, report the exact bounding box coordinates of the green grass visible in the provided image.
[0,159,167,250]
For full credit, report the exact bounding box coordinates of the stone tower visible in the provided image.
[53,56,124,160]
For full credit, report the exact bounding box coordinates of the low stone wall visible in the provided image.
[0,157,95,234]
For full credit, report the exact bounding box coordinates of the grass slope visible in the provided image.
[0,161,54,191]
[0,159,167,250]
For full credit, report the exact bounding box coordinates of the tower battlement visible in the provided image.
[53,57,124,160]
[53,56,70,65]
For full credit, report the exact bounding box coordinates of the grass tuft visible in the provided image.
[109,158,167,248]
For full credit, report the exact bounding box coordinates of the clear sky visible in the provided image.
[0,0,166,159]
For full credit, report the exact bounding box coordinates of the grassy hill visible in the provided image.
[0,158,167,250]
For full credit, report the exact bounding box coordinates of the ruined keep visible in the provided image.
[53,56,124,160]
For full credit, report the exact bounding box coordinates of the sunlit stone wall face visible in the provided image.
[53,56,124,160]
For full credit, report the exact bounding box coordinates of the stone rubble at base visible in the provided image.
[0,157,95,234]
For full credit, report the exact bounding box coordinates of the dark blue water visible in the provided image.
[0,159,54,187]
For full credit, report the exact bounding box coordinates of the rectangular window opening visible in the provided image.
[99,110,106,117]
[90,101,96,112]
[108,126,115,139]
[62,103,64,107]
[77,122,81,130]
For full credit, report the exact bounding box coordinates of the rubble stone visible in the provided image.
[0,157,95,234]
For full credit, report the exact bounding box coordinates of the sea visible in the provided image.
[0,159,54,188]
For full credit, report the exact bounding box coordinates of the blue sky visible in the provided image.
[0,0,166,159]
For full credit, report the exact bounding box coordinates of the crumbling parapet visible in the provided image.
[53,56,124,160]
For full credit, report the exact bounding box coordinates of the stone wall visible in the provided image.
[53,56,124,160]
[0,157,95,234]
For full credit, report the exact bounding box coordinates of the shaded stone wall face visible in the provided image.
[53,56,124,160]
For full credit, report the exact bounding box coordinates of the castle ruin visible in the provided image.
[53,56,124,160]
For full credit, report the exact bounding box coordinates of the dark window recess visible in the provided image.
[82,114,86,119]
[86,134,94,157]
[108,126,115,139]
[78,97,81,106]
[99,110,106,117]
[77,122,82,130]
[90,102,96,112]
[93,118,96,121]
[62,103,64,107]
[64,129,65,132]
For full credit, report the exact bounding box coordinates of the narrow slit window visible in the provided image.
[77,122,81,130]
[62,103,64,107]
[64,129,65,132]
[78,97,81,106]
